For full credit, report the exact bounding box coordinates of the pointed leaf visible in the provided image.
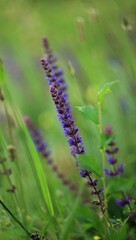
[97,81,118,102]
[77,206,104,235]
[77,105,98,124]
[60,196,81,240]
[106,177,135,196]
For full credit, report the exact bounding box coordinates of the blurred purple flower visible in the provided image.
[79,168,87,178]
[106,154,117,165]
[104,163,123,176]
[116,196,132,207]
[103,125,123,177]
[24,116,50,158]
[24,116,78,193]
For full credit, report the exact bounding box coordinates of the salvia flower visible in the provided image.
[40,39,104,213]
[40,59,85,157]
[103,125,123,177]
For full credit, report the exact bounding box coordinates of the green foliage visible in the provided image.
[106,177,135,196]
[108,224,127,240]
[77,206,104,236]
[77,105,98,124]
[60,196,81,240]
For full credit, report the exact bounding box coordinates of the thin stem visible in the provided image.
[87,172,105,214]
[97,101,107,212]
[0,199,30,237]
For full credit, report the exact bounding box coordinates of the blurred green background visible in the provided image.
[1,0,136,239]
[0,0,136,200]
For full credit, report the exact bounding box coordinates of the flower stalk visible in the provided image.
[97,101,107,212]
[40,38,105,214]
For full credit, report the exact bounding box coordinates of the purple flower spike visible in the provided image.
[104,125,123,177]
[41,61,85,157]
[41,39,104,213]
[24,116,50,157]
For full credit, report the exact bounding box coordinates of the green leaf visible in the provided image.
[3,84,54,217]
[77,155,102,177]
[77,105,98,124]
[106,177,135,196]
[77,206,104,235]
[108,224,127,240]
[97,81,118,102]
[60,196,81,240]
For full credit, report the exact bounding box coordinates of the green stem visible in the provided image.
[97,101,107,212]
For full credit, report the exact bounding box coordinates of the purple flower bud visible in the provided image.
[79,168,87,178]
[104,168,114,176]
[104,163,123,177]
[106,154,117,165]
[105,147,119,155]
[115,163,124,175]
[93,179,98,186]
